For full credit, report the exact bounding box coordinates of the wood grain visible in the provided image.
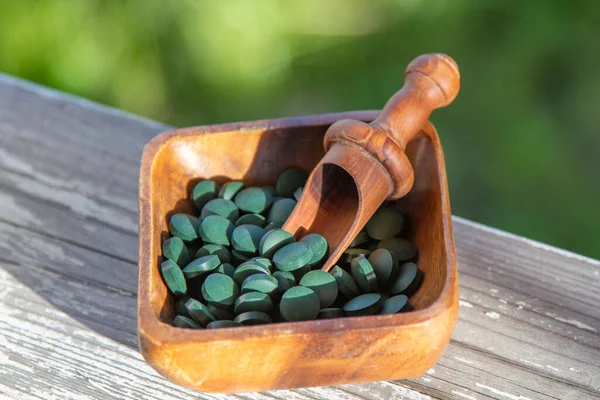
[0,73,598,399]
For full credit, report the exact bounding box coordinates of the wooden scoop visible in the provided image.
[282,53,460,272]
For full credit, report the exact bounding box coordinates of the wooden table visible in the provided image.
[0,74,598,400]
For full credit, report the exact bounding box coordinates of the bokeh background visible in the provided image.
[1,0,599,258]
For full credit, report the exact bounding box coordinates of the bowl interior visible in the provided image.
[146,117,448,324]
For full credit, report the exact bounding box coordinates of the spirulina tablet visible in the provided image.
[272,271,296,292]
[235,213,267,227]
[231,224,266,255]
[200,215,234,246]
[184,298,215,327]
[351,256,378,293]
[340,248,371,265]
[273,242,313,273]
[293,186,303,201]
[279,286,320,322]
[343,293,382,317]
[330,265,360,299]
[168,213,200,243]
[366,207,405,240]
[268,198,297,223]
[234,292,275,315]
[218,181,244,201]
[318,308,345,319]
[234,187,273,214]
[195,243,231,263]
[207,320,240,329]
[241,274,279,297]
[162,236,191,266]
[378,238,418,263]
[174,295,191,317]
[299,270,338,308]
[160,259,187,296]
[368,248,397,287]
[259,229,295,258]
[182,255,220,279]
[202,273,240,309]
[276,168,308,197]
[200,198,239,222]
[301,233,329,269]
[380,294,409,314]
[264,221,284,231]
[172,315,201,329]
[191,180,218,210]
[232,263,270,286]
[390,262,423,296]
[349,232,371,248]
[234,311,273,326]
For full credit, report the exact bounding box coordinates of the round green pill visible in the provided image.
[378,238,418,263]
[201,198,239,222]
[249,257,273,272]
[259,229,295,258]
[234,311,273,326]
[343,293,383,317]
[273,242,313,274]
[234,292,275,315]
[168,213,200,243]
[299,270,338,308]
[279,286,320,322]
[234,187,273,214]
[380,294,409,314]
[366,207,405,240]
[184,298,216,327]
[195,243,231,263]
[235,213,267,227]
[174,295,191,317]
[318,308,345,320]
[272,271,296,293]
[218,181,244,201]
[173,315,201,329]
[202,273,240,309]
[191,180,218,210]
[368,248,398,287]
[207,320,241,329]
[390,262,423,296]
[276,168,309,197]
[301,233,329,269]
[241,274,279,297]
[182,255,220,279]
[330,265,360,299]
[261,186,278,198]
[232,263,270,286]
[231,225,266,255]
[351,256,378,293]
[216,262,235,278]
[267,198,297,223]
[160,259,187,296]
[200,215,234,246]
[162,236,191,266]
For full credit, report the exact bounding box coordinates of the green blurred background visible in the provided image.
[1,0,598,258]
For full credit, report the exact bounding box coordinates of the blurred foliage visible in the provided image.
[1,0,599,258]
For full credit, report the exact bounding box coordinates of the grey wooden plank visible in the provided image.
[0,76,599,399]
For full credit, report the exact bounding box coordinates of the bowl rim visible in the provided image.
[138,110,457,345]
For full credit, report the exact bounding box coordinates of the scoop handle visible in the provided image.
[370,53,460,148]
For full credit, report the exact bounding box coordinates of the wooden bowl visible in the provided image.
[138,111,458,394]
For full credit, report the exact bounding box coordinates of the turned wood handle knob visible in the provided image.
[371,53,460,148]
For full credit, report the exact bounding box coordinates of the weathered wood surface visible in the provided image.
[0,73,598,400]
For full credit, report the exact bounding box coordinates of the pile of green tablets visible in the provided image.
[162,168,423,329]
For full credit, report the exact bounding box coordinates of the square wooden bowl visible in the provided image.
[138,111,458,394]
